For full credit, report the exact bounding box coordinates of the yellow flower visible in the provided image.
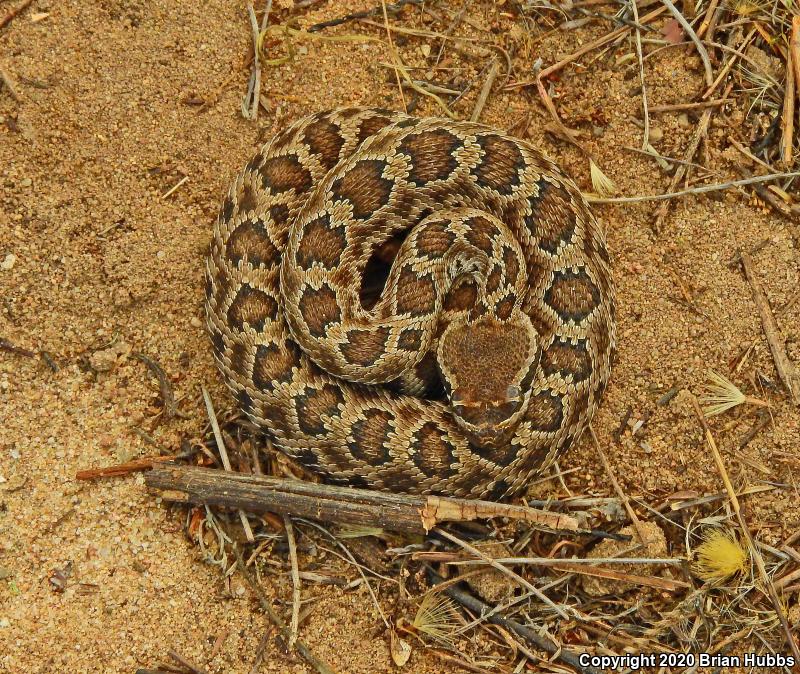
[692,529,748,582]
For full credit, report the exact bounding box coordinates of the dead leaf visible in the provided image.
[390,629,412,667]
[662,18,684,44]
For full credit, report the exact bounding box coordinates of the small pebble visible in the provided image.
[156,250,166,260]
[648,126,664,143]
[190,316,203,328]
[677,113,690,128]
[19,178,32,188]
[1,253,16,271]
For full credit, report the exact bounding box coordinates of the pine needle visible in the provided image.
[699,370,768,416]
[692,528,749,582]
[412,593,460,646]
[259,24,378,66]
[589,158,616,197]
[336,524,385,538]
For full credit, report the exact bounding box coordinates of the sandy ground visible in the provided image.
[1,0,798,672]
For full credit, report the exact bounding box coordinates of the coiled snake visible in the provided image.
[205,108,614,499]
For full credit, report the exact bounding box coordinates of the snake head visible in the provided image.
[437,312,539,448]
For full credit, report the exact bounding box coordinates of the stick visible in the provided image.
[132,352,177,420]
[380,0,408,113]
[145,465,585,535]
[649,98,727,113]
[793,17,800,104]
[306,0,422,33]
[696,0,719,37]
[246,4,262,121]
[283,515,301,650]
[161,175,189,199]
[76,455,179,480]
[652,104,713,232]
[792,17,800,165]
[436,554,689,591]
[0,337,35,357]
[781,49,795,165]
[532,560,687,591]
[234,547,336,674]
[740,253,800,404]
[247,629,272,674]
[167,649,208,674]
[703,30,756,102]
[734,165,798,220]
[690,397,800,669]
[629,0,650,149]
[470,58,500,122]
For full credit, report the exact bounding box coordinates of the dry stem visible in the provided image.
[201,386,255,541]
[740,253,800,404]
[283,515,301,650]
[470,57,500,122]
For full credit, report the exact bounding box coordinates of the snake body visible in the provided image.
[206,108,614,499]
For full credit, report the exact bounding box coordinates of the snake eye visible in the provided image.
[506,385,520,400]
[451,390,464,405]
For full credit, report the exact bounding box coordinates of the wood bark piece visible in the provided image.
[145,465,584,535]
[741,252,800,405]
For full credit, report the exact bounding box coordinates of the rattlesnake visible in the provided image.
[205,108,614,499]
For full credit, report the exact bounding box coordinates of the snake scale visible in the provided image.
[205,108,615,499]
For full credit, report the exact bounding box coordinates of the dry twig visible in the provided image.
[649,98,727,113]
[629,0,650,149]
[146,465,586,535]
[76,455,179,480]
[283,515,302,650]
[651,105,713,232]
[740,252,800,404]
[470,57,500,122]
[132,352,177,421]
[167,649,208,674]
[201,386,255,541]
[527,6,668,140]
